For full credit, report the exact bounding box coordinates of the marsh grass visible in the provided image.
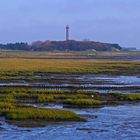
[111,93,140,101]
[0,58,139,125]
[4,107,82,121]
[0,97,91,121]
[0,102,14,109]
[0,59,139,76]
[0,104,82,121]
[0,90,89,104]
[0,88,140,123]
[63,99,103,108]
[0,94,16,103]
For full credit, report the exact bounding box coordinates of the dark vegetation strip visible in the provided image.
[0,85,140,91]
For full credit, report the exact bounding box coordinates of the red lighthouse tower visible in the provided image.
[66,25,69,41]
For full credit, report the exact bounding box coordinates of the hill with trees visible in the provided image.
[0,40,122,51]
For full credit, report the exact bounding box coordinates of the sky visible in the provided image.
[0,0,140,48]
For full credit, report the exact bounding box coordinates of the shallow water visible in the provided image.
[0,75,140,93]
[0,104,140,140]
[0,74,140,140]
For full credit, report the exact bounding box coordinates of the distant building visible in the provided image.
[83,39,90,42]
[127,47,137,51]
[122,47,137,51]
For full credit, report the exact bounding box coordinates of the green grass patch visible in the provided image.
[110,93,140,101]
[63,99,103,108]
[0,89,90,104]
[3,107,82,121]
[0,101,83,122]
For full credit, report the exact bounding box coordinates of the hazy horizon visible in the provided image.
[0,0,140,48]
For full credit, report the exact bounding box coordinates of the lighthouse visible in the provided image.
[66,25,69,41]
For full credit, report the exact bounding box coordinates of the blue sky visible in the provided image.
[0,0,140,48]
